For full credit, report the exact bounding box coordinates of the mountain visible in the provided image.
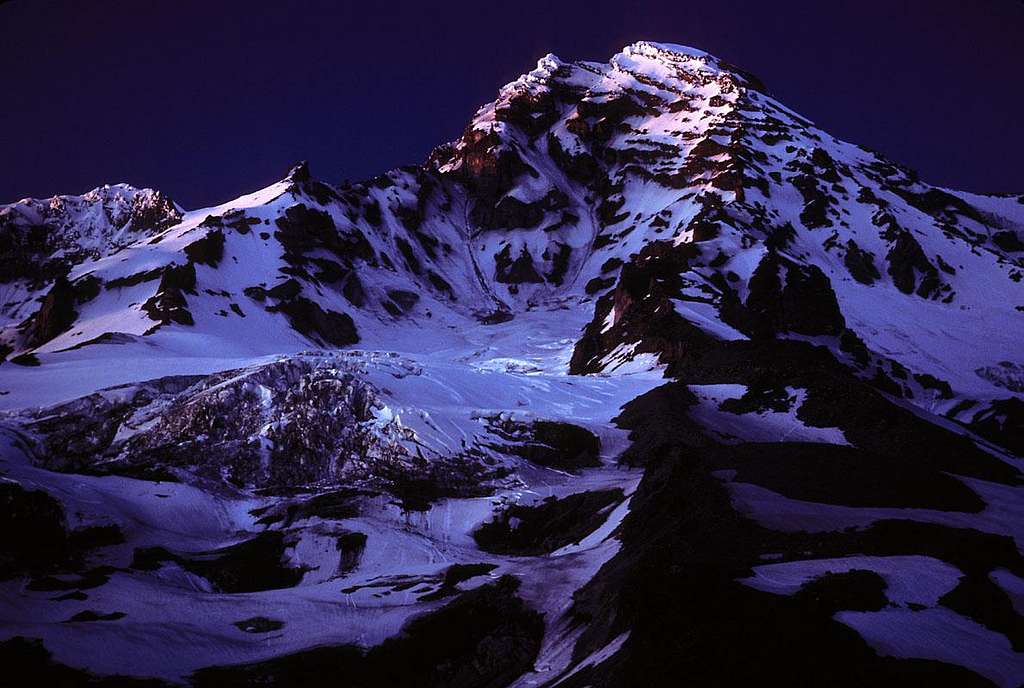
[1,41,1022,686]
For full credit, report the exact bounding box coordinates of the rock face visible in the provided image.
[141,263,197,329]
[22,276,79,348]
[271,297,359,347]
[474,488,623,555]
[0,482,68,580]
[562,380,1022,688]
[191,576,544,688]
[743,252,846,337]
[0,40,1022,687]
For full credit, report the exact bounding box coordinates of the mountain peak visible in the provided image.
[614,40,768,93]
[0,182,183,288]
[0,38,1022,687]
[617,40,718,67]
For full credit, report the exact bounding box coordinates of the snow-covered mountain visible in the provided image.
[1,42,1022,686]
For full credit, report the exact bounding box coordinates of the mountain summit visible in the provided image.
[1,43,1022,686]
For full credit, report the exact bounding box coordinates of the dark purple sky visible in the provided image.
[1,0,1021,208]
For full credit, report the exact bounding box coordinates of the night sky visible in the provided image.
[1,0,1021,209]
